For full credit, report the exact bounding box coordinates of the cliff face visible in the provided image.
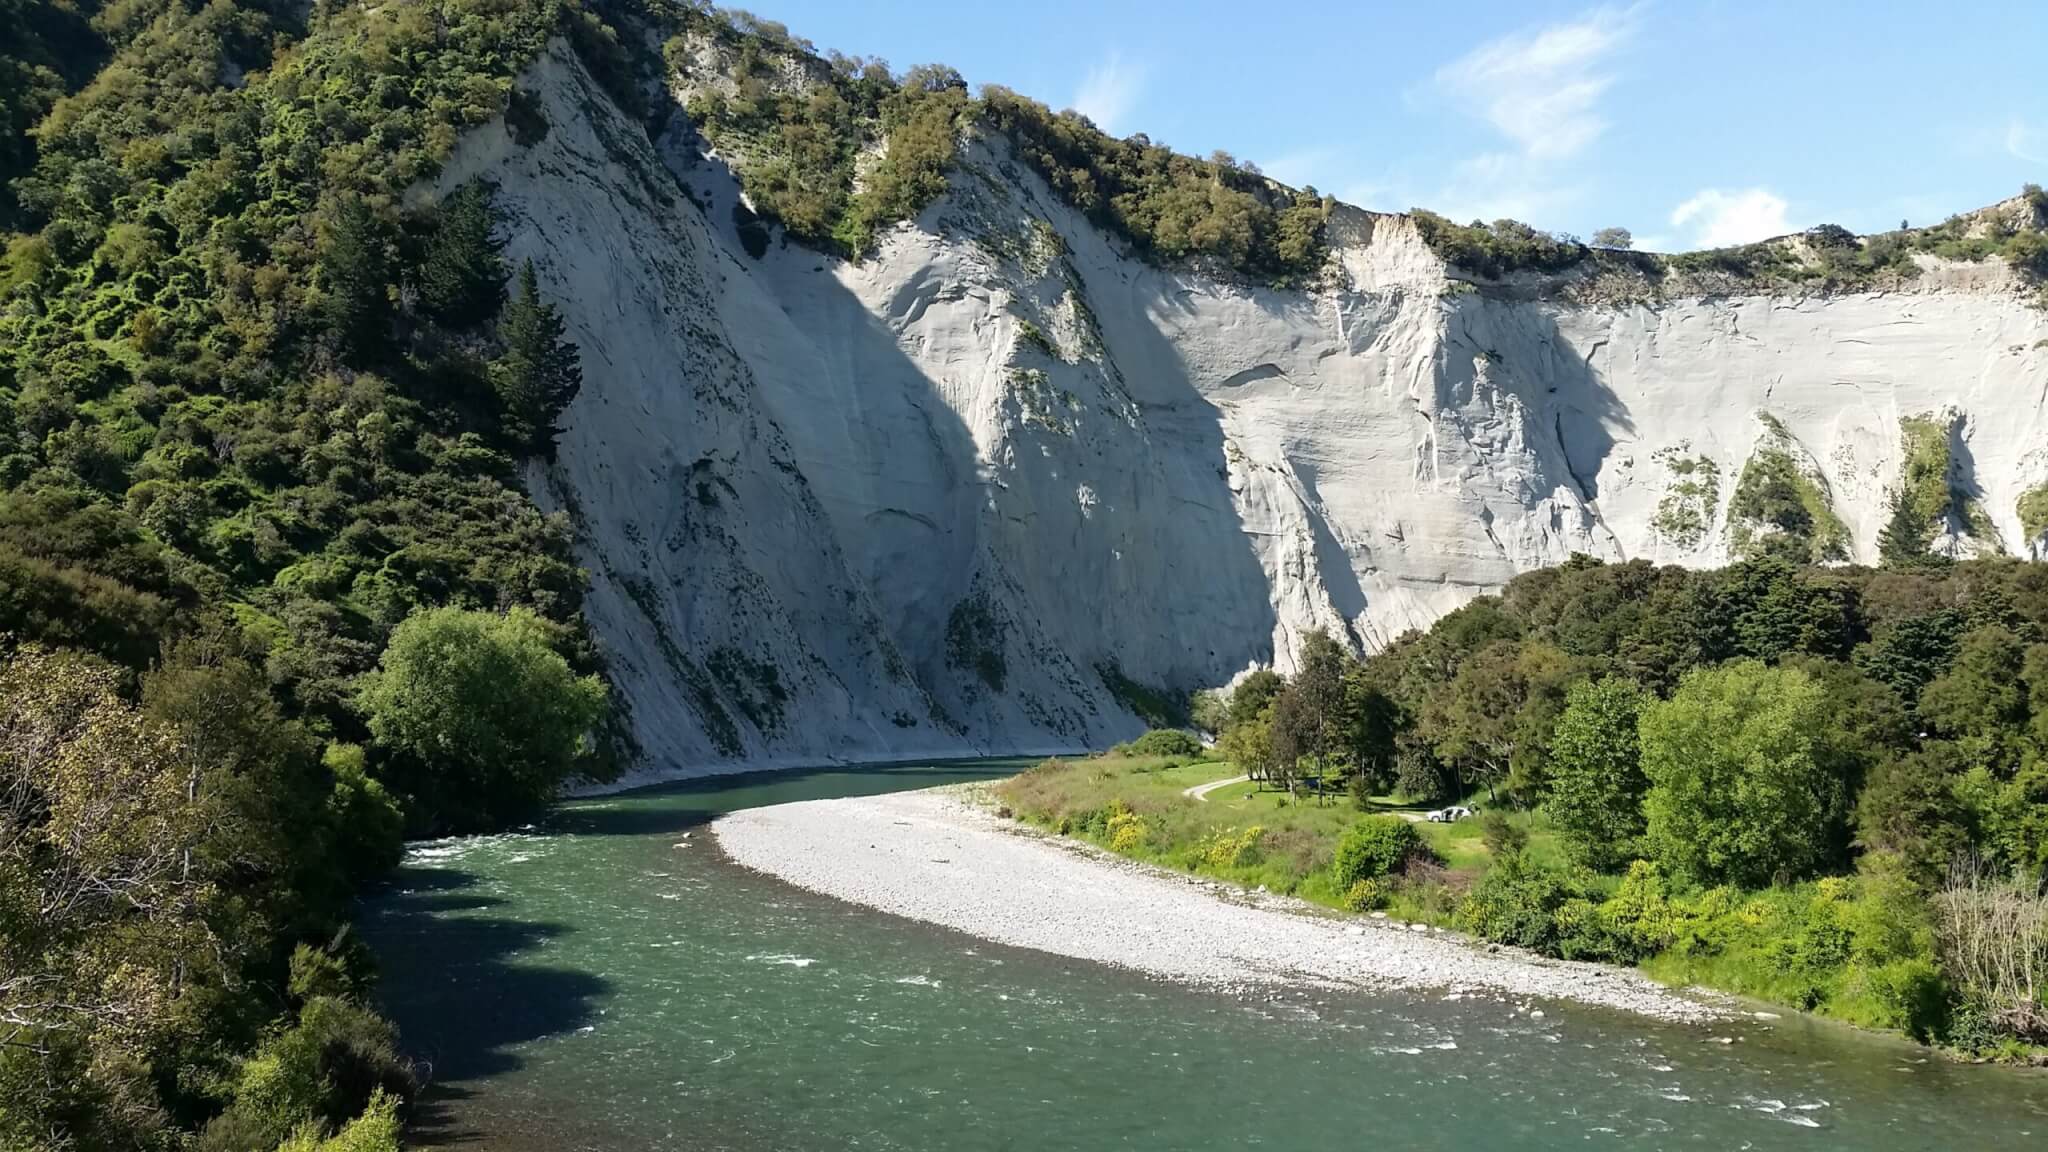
[438,44,2048,781]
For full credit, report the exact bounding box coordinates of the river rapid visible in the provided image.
[361,761,2048,1151]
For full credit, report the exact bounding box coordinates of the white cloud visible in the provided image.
[1669,188,1792,248]
[1262,7,1637,226]
[2007,118,2047,165]
[1387,5,1638,229]
[1072,53,1144,135]
[1434,5,1637,163]
[1258,147,1342,190]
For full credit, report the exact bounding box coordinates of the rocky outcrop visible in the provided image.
[437,43,2048,781]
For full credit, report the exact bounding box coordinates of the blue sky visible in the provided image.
[737,1,2047,251]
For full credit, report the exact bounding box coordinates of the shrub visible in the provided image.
[1728,446,1850,564]
[2018,484,2048,543]
[200,998,416,1152]
[1105,800,1148,854]
[979,85,1330,285]
[1201,824,1265,870]
[287,945,360,1005]
[945,593,1007,691]
[1119,728,1203,758]
[1332,816,1424,890]
[1480,811,1528,858]
[1587,860,1679,962]
[1933,860,2048,1044]
[1098,663,1188,729]
[1456,856,1585,952]
[1409,211,1588,279]
[274,1090,402,1152]
[1343,877,1387,912]
[322,743,405,884]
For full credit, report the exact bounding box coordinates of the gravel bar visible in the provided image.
[712,786,1724,1024]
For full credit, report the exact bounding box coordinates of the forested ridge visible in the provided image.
[665,10,2048,293]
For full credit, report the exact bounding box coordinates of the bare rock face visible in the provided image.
[437,44,2048,782]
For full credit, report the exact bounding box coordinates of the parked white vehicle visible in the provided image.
[1425,806,1474,823]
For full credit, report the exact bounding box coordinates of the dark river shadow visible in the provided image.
[368,864,612,1145]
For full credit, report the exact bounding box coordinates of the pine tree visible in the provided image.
[491,260,581,453]
[1877,490,1932,565]
[318,195,394,364]
[420,179,505,329]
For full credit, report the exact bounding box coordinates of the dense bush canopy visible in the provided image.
[1543,676,1649,870]
[0,0,619,1142]
[1640,661,1849,887]
[1194,554,2048,1056]
[360,606,607,831]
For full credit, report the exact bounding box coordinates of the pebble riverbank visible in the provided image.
[712,785,1726,1024]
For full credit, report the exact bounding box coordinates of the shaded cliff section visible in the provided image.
[437,43,1275,781]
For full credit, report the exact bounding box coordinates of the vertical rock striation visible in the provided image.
[439,44,2048,781]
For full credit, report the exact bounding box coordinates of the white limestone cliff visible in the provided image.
[434,44,2048,782]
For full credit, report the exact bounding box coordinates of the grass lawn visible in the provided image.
[994,752,1559,917]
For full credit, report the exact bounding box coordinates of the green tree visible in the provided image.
[1218,702,1275,784]
[1341,673,1399,798]
[1428,640,1575,803]
[2026,643,2048,749]
[0,644,222,1142]
[492,260,583,453]
[1545,676,1650,870]
[1262,633,1353,795]
[1856,746,1972,885]
[1856,609,1965,709]
[319,195,396,364]
[1697,558,1855,663]
[357,606,606,832]
[1289,629,1352,768]
[1876,497,1919,563]
[1225,668,1282,729]
[1917,626,2031,770]
[1265,684,1310,795]
[420,178,506,329]
[1639,660,1849,887]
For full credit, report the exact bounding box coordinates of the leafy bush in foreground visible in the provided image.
[1332,816,1425,890]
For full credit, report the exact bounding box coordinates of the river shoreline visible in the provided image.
[712,784,1728,1025]
[565,748,1088,798]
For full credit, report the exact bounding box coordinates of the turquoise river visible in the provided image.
[361,761,2048,1151]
